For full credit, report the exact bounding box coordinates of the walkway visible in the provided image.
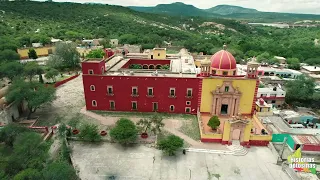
[80,107,230,151]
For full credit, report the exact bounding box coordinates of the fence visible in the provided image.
[54,74,80,88]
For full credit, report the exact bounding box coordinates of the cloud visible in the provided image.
[40,0,320,14]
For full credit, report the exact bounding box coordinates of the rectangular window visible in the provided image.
[225,86,229,92]
[89,69,94,74]
[152,102,158,111]
[158,53,160,56]
[107,86,113,95]
[132,87,138,96]
[148,87,153,96]
[223,71,228,75]
[186,101,191,105]
[185,107,191,113]
[110,101,115,110]
[132,101,137,110]
[271,100,276,103]
[169,88,175,97]
[187,88,193,97]
[92,100,97,107]
[270,94,277,97]
[170,105,174,112]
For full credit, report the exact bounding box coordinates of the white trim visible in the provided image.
[170,105,175,112]
[169,88,176,96]
[187,88,193,96]
[148,87,154,96]
[90,85,95,91]
[107,86,113,94]
[131,101,138,110]
[92,100,97,107]
[185,107,191,113]
[109,100,115,109]
[132,86,138,95]
[186,101,191,105]
[88,69,94,74]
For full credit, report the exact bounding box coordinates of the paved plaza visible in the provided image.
[71,142,290,180]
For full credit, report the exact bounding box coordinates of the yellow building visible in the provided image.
[18,46,55,59]
[198,46,272,147]
[148,48,166,59]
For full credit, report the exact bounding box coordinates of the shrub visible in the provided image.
[110,118,138,145]
[78,124,101,142]
[157,135,184,156]
[207,116,220,130]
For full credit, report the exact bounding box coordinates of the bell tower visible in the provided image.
[246,57,260,79]
[200,58,211,77]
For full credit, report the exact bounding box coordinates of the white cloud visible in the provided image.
[41,0,320,14]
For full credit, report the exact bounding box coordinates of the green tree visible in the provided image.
[157,135,184,156]
[0,61,24,81]
[48,42,80,70]
[207,116,220,130]
[256,52,270,62]
[0,50,20,61]
[42,161,78,180]
[285,75,316,106]
[28,49,38,59]
[86,49,105,58]
[0,124,30,146]
[305,58,320,65]
[6,80,56,119]
[110,118,138,145]
[287,58,300,70]
[78,124,102,142]
[13,168,42,180]
[44,68,59,82]
[24,62,44,81]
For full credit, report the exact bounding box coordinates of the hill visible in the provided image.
[129,2,214,17]
[129,2,320,22]
[205,5,258,15]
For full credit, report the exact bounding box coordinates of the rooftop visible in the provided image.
[258,87,285,93]
[302,66,320,72]
[103,53,198,78]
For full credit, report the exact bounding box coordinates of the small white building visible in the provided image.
[274,56,286,64]
[302,66,320,74]
[32,43,43,48]
[110,39,119,46]
[257,86,286,108]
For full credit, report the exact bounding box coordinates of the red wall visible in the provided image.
[83,75,200,114]
[122,59,171,68]
[302,144,320,151]
[54,74,79,88]
[104,49,114,59]
[81,60,105,75]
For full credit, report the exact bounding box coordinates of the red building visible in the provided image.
[82,49,200,115]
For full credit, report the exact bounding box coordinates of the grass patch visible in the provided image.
[93,111,195,120]
[179,116,201,141]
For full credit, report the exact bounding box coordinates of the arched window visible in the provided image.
[156,65,162,69]
[149,65,155,69]
[143,65,148,69]
[90,85,95,91]
[92,100,97,107]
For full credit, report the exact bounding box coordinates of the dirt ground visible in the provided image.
[34,75,100,126]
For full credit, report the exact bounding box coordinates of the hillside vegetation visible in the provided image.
[129,2,320,22]
[0,1,319,66]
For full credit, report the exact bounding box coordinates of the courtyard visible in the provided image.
[71,141,290,180]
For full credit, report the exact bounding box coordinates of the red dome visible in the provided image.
[210,50,236,70]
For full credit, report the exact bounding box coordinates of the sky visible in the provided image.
[40,0,320,14]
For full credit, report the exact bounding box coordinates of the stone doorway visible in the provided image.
[221,104,228,115]
[232,129,241,140]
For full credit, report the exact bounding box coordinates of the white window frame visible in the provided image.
[186,101,191,105]
[107,86,113,95]
[109,100,115,110]
[148,87,154,96]
[169,88,176,97]
[132,86,138,95]
[170,105,175,112]
[132,101,138,110]
[187,88,193,97]
[185,107,191,113]
[88,69,94,74]
[92,100,97,107]
[90,85,95,91]
[152,102,158,111]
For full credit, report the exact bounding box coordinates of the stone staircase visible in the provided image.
[185,141,248,156]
